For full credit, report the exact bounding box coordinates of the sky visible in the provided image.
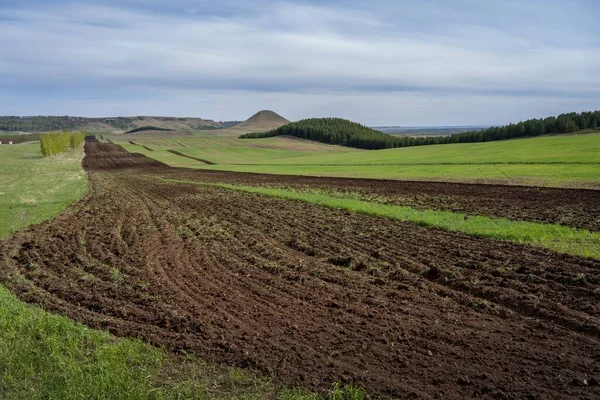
[0,0,598,125]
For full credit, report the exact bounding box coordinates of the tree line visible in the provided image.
[125,126,173,133]
[0,116,99,132]
[447,110,600,144]
[0,134,42,144]
[240,111,600,150]
[0,116,232,132]
[40,132,85,157]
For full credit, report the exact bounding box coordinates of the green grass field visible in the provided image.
[117,136,358,167]
[0,142,357,400]
[0,143,87,238]
[115,132,600,188]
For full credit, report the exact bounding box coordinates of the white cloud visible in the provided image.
[0,1,598,122]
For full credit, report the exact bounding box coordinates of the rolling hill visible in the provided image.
[0,116,228,134]
[233,110,290,131]
[240,117,399,149]
[241,111,600,149]
[0,112,289,135]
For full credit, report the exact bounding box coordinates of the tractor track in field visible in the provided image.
[166,149,216,165]
[0,142,599,399]
[128,140,154,152]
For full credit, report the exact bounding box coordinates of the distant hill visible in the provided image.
[241,111,600,150]
[233,110,290,131]
[0,113,289,134]
[0,116,223,134]
[218,120,244,129]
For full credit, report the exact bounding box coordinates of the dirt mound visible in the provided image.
[0,144,599,399]
[234,110,290,132]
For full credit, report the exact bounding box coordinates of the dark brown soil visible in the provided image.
[0,142,599,399]
[162,169,600,232]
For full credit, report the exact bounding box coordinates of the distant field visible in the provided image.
[117,132,600,188]
[115,136,358,166]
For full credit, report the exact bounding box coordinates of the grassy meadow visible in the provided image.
[0,142,354,399]
[117,136,358,167]
[0,142,87,238]
[115,131,600,188]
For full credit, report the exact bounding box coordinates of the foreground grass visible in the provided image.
[122,132,600,188]
[0,143,362,399]
[0,284,296,400]
[167,179,600,260]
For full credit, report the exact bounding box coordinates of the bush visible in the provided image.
[40,132,85,157]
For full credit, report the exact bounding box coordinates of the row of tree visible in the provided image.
[240,111,600,150]
[448,111,600,144]
[40,132,85,157]
[0,116,230,132]
[0,134,42,144]
[126,126,173,133]
[0,116,97,132]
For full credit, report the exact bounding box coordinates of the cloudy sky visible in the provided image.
[0,0,598,125]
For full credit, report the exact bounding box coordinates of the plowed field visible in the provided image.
[161,169,600,232]
[1,142,599,399]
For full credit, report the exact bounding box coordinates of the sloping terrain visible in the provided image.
[0,116,224,134]
[114,136,357,167]
[0,142,598,399]
[233,110,290,131]
[114,132,600,189]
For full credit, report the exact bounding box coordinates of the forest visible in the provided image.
[240,111,600,150]
[0,134,42,144]
[240,118,400,149]
[0,116,130,132]
[0,116,228,132]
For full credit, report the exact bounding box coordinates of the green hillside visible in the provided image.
[116,136,358,167]
[120,132,600,189]
[241,111,600,150]
[240,118,399,149]
[0,116,223,134]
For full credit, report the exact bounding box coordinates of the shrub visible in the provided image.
[40,132,85,157]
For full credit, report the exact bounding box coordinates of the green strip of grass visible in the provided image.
[166,179,600,260]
